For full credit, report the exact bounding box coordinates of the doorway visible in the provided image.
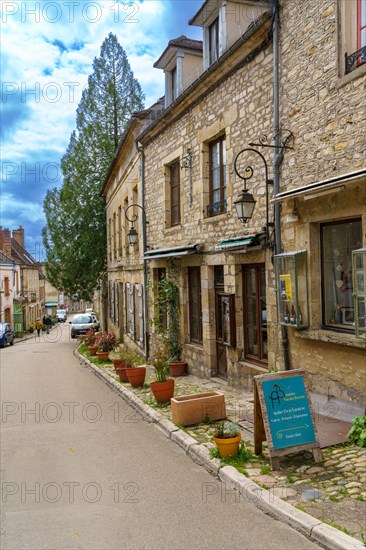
[242,264,268,365]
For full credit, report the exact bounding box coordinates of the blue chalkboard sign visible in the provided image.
[261,375,316,450]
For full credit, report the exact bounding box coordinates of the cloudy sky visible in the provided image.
[1,0,202,260]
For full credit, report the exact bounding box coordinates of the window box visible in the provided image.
[274,250,309,329]
[352,247,366,340]
[171,391,226,426]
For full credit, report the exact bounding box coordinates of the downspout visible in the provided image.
[272,0,291,370]
[139,145,150,360]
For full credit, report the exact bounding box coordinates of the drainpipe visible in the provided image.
[272,0,291,370]
[139,144,150,360]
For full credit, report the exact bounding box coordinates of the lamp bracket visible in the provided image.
[180,149,192,170]
[249,129,294,150]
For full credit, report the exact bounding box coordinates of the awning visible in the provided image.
[45,302,58,307]
[274,168,366,203]
[142,244,199,261]
[215,234,262,252]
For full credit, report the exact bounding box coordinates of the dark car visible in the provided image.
[69,314,97,338]
[0,323,15,348]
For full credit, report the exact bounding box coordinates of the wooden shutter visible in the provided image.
[129,283,135,339]
[123,283,128,333]
[138,283,144,346]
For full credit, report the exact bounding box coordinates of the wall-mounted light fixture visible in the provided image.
[233,147,274,243]
[125,204,148,246]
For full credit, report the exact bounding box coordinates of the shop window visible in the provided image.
[321,219,362,331]
[352,247,366,339]
[170,161,180,226]
[188,266,202,343]
[274,251,309,329]
[207,135,226,217]
[243,265,268,362]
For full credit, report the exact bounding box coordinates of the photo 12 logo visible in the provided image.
[1,2,140,24]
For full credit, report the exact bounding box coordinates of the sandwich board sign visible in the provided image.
[254,369,322,470]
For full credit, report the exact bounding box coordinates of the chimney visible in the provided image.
[13,225,25,247]
[3,228,12,257]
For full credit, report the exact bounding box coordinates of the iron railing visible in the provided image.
[206,199,227,217]
[345,46,366,74]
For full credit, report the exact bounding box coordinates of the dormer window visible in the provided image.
[209,18,219,64]
[154,36,203,107]
[189,0,269,70]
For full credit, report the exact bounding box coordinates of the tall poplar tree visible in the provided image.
[43,33,144,299]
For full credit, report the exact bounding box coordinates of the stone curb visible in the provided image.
[75,349,365,550]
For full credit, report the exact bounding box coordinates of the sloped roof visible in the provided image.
[11,238,39,267]
[154,35,203,68]
[0,251,18,264]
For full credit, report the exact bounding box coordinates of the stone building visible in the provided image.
[103,0,365,409]
[101,100,165,355]
[272,0,366,408]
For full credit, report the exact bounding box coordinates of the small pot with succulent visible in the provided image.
[95,331,117,361]
[213,421,241,458]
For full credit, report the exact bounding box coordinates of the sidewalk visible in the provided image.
[76,346,366,548]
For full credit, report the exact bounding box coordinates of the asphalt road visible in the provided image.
[0,324,322,550]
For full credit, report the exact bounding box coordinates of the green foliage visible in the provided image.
[213,421,240,439]
[43,33,144,299]
[348,415,366,448]
[28,325,34,333]
[260,465,271,475]
[95,331,117,352]
[150,264,182,361]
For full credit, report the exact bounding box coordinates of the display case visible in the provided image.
[274,250,309,329]
[352,248,366,340]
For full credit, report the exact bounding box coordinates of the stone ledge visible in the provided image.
[311,523,366,550]
[294,328,366,350]
[171,430,198,452]
[187,445,221,476]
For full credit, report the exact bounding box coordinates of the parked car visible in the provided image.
[69,314,97,338]
[56,309,67,322]
[0,323,15,348]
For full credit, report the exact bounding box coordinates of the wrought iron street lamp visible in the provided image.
[233,147,274,242]
[125,204,148,246]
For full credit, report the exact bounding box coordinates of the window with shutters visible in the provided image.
[137,283,144,347]
[123,283,128,334]
[129,283,135,339]
[207,135,226,217]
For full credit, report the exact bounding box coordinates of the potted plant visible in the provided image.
[126,362,146,388]
[150,341,174,404]
[95,331,116,361]
[84,328,98,355]
[115,349,135,382]
[213,421,241,458]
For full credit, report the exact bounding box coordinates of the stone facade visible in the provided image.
[103,0,365,408]
[275,0,366,407]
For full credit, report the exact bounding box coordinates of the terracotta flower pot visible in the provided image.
[150,379,175,404]
[213,434,241,459]
[115,365,130,383]
[169,361,186,377]
[112,359,126,371]
[88,345,98,356]
[96,351,109,361]
[126,366,146,388]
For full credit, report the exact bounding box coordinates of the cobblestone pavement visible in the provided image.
[84,348,366,544]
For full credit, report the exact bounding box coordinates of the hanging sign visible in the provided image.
[254,369,321,470]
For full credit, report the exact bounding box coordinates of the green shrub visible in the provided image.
[348,415,366,448]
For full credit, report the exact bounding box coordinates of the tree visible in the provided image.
[43,33,144,299]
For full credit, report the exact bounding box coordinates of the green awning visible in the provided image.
[216,236,257,250]
[142,244,199,261]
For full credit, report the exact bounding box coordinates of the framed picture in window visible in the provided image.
[341,307,354,325]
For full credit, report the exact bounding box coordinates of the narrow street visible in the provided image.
[0,326,322,550]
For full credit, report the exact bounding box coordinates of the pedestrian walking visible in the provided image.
[35,319,42,337]
[45,316,52,334]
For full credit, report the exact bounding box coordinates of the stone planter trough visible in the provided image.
[171,391,226,426]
